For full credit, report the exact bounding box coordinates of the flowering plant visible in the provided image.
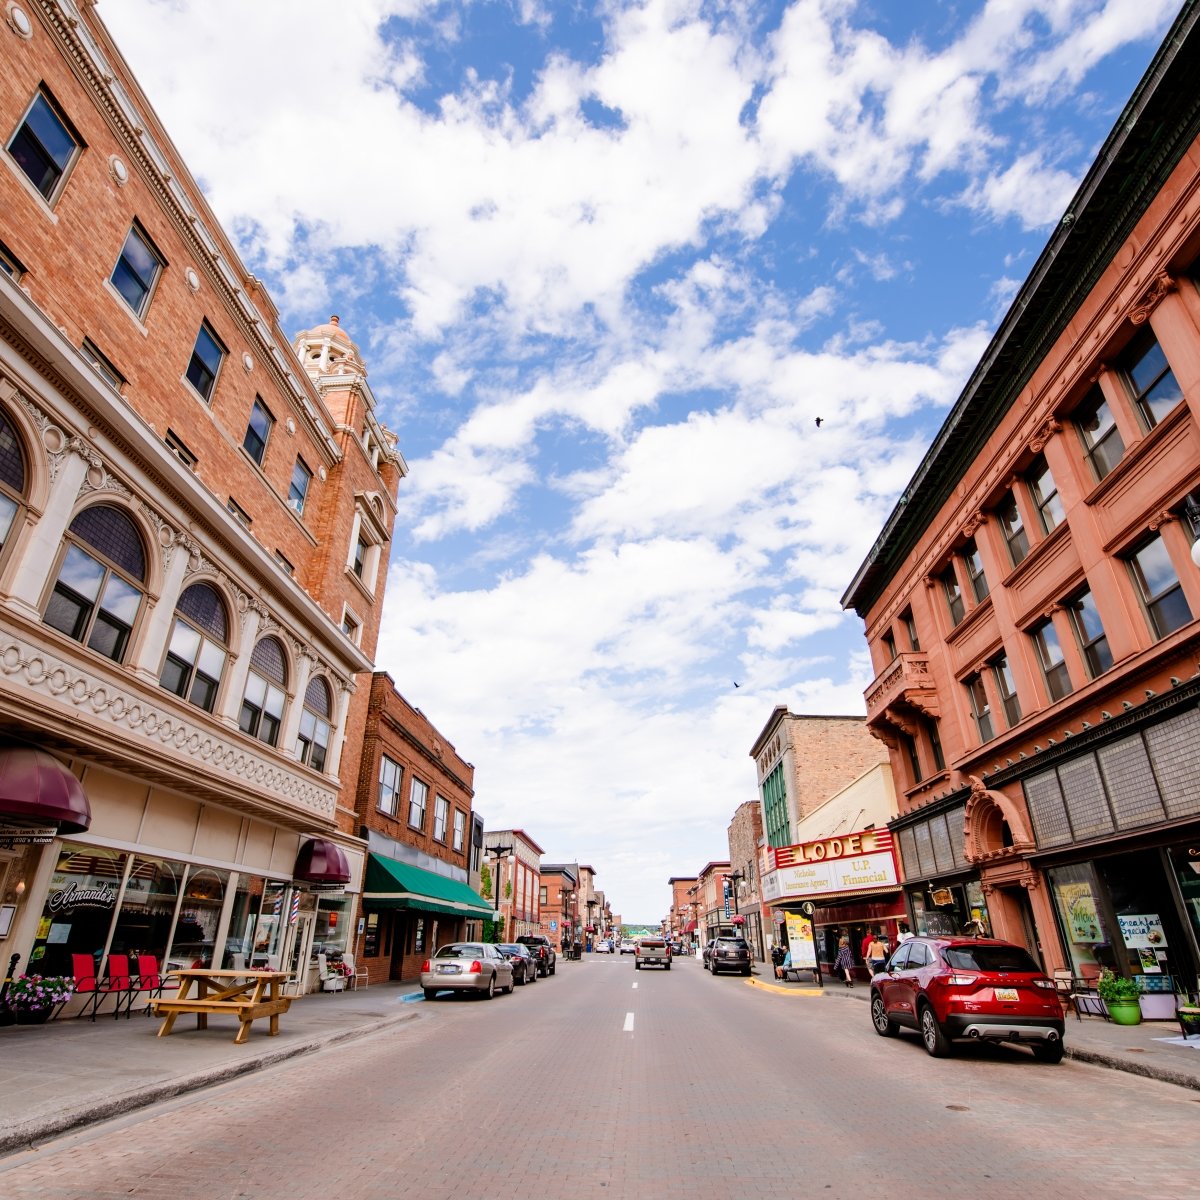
[7,973,75,1011]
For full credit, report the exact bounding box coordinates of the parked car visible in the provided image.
[420,943,514,1000]
[515,934,557,976]
[496,943,539,985]
[704,936,751,976]
[634,938,671,970]
[869,935,1065,1062]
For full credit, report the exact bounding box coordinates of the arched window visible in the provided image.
[238,637,287,747]
[160,583,229,712]
[296,675,332,772]
[44,504,146,662]
[0,408,27,554]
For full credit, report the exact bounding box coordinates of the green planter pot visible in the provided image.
[1105,999,1142,1025]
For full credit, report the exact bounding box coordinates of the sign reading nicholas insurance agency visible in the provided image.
[769,828,899,899]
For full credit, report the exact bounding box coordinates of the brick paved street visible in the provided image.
[3,956,1198,1199]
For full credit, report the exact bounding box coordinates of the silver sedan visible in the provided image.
[420,943,515,1000]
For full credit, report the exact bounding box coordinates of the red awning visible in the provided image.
[683,920,697,933]
[293,838,351,885]
[0,743,91,834]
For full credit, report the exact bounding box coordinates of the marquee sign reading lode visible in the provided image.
[765,827,899,901]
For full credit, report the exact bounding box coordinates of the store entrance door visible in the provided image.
[284,912,315,994]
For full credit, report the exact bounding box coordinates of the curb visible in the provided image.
[0,1008,419,1158]
[1064,1044,1200,1093]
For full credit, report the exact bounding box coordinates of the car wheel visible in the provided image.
[742,966,751,976]
[870,992,897,1037]
[423,988,438,1001]
[528,967,537,984]
[1032,1039,1065,1064]
[484,973,496,1000]
[549,963,556,976]
[503,975,515,995]
[665,963,671,970]
[919,1004,952,1057]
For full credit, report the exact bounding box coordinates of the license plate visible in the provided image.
[437,965,460,975]
[995,987,1019,1002]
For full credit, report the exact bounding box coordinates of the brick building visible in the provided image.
[726,801,765,960]
[538,863,579,951]
[695,860,732,947]
[355,675,489,983]
[843,3,1200,993]
[483,828,543,940]
[0,0,403,1000]
[667,875,697,944]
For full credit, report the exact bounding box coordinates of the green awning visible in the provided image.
[364,853,493,918]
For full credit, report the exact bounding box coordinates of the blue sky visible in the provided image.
[104,0,1181,922]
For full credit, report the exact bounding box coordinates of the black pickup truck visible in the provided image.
[515,935,557,976]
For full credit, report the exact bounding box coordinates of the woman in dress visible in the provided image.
[833,935,856,987]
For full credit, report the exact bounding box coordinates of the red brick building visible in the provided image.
[483,828,544,940]
[356,674,489,983]
[0,1,402,999]
[667,875,698,943]
[844,5,1200,994]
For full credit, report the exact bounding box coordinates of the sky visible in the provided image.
[102,0,1181,923]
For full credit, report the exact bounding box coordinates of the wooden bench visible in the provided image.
[152,970,291,1044]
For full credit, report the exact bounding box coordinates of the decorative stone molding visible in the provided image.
[1129,271,1176,325]
[963,775,1035,863]
[0,630,337,820]
[1148,508,1178,532]
[1029,419,1061,454]
[961,510,985,538]
[5,3,33,39]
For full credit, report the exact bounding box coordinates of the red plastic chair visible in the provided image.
[71,953,100,1020]
[89,954,133,1020]
[129,955,165,1015]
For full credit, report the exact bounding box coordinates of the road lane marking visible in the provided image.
[623,1012,635,1032]
[632,981,638,989]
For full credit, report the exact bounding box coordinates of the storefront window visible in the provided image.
[909,883,989,937]
[165,866,228,970]
[224,875,289,969]
[108,856,183,965]
[313,894,349,957]
[1047,863,1111,978]
[1169,846,1200,983]
[30,844,127,976]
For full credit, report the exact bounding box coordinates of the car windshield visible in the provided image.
[943,945,1041,973]
[718,938,749,949]
[436,944,483,958]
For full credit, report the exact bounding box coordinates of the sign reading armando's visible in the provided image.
[770,828,899,899]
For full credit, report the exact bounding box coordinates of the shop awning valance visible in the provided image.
[683,920,697,933]
[0,743,91,834]
[364,853,493,918]
[294,838,351,885]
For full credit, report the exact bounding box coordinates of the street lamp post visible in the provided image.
[488,845,512,940]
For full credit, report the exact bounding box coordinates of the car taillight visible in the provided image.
[945,973,980,986]
[469,960,483,974]
[1034,979,1054,990]
[421,960,431,973]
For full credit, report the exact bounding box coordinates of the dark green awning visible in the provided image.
[364,853,493,918]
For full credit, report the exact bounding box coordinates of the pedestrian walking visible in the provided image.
[866,932,888,975]
[833,936,856,987]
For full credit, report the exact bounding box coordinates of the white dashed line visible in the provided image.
[623,1012,635,1032]
[632,981,638,989]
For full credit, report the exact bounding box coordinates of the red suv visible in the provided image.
[870,936,1065,1062]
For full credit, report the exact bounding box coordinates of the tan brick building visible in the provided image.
[844,5,1200,993]
[726,801,765,960]
[0,1,403,1002]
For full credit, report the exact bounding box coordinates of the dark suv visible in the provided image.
[870,936,1065,1062]
[703,936,751,976]
[515,935,557,977]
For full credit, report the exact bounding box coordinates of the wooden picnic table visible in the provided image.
[151,969,292,1045]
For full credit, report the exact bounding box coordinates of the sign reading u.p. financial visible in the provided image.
[768,828,899,899]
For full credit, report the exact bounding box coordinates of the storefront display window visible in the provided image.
[1047,862,1111,978]
[313,894,349,957]
[224,876,288,969]
[29,844,127,976]
[909,882,989,937]
[108,856,183,965]
[165,865,228,970]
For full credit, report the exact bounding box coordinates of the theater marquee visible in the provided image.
[768,828,899,899]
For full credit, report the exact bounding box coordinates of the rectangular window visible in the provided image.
[288,458,312,515]
[961,538,989,602]
[1075,388,1125,480]
[997,492,1029,565]
[991,656,1021,728]
[1027,455,1063,534]
[378,755,401,817]
[226,497,251,527]
[928,721,945,772]
[186,322,225,402]
[352,533,368,579]
[1122,330,1183,429]
[110,223,163,319]
[453,810,466,852]
[7,90,81,202]
[433,795,449,843]
[941,566,964,627]
[1031,619,1072,702]
[900,732,923,784]
[164,429,197,470]
[0,238,26,279]
[966,674,995,743]
[902,609,920,652]
[539,886,548,905]
[408,777,428,830]
[80,339,125,393]
[1066,588,1112,677]
[1127,535,1192,639]
[273,550,294,576]
[243,397,274,466]
[341,610,360,643]
[881,631,897,662]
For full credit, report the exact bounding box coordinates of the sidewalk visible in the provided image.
[0,981,422,1156]
[748,970,1200,1091]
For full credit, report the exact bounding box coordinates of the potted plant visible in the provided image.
[6,974,75,1024]
[1097,968,1142,1025]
